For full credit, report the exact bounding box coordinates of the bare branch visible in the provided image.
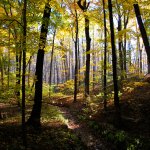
[77,0,84,11]
[86,2,90,9]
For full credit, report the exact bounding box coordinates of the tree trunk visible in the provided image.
[22,0,27,146]
[108,0,121,127]
[15,45,22,106]
[77,0,91,98]
[84,17,91,97]
[56,58,59,85]
[140,49,142,74]
[0,56,4,90]
[92,27,96,91]
[49,30,56,97]
[78,38,81,87]
[118,14,124,80]
[123,13,129,76]
[133,4,150,73]
[7,28,10,89]
[27,1,51,127]
[74,4,79,102]
[102,0,107,110]
[28,56,32,87]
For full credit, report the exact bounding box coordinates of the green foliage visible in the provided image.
[88,120,150,150]
[41,105,67,124]
[55,80,74,95]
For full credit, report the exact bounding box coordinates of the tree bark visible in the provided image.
[108,0,121,126]
[123,12,129,76]
[92,27,96,91]
[49,29,56,97]
[77,0,91,98]
[27,1,51,127]
[0,56,4,90]
[118,14,124,80]
[22,0,27,146]
[74,6,79,102]
[102,0,107,110]
[7,28,10,89]
[133,4,150,73]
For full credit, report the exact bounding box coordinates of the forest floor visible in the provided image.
[0,77,150,150]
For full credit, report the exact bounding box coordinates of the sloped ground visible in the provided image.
[0,79,150,150]
[48,79,150,150]
[121,81,150,136]
[58,106,109,150]
[89,80,150,150]
[0,103,86,150]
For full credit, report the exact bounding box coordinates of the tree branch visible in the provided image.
[86,2,90,9]
[77,0,84,11]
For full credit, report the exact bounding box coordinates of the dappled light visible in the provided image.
[0,0,150,149]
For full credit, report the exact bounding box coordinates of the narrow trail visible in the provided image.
[58,106,109,150]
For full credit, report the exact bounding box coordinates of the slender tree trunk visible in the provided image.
[0,56,4,90]
[84,17,91,97]
[77,0,91,98]
[102,0,107,110]
[148,62,150,73]
[49,30,56,97]
[74,6,79,102]
[27,1,51,127]
[8,28,10,89]
[28,56,32,87]
[140,49,142,74]
[136,33,140,74]
[82,35,85,67]
[78,38,81,87]
[22,0,27,146]
[133,4,150,74]
[118,14,124,80]
[92,27,96,91]
[123,13,129,76]
[108,0,121,126]
[16,46,21,106]
[56,58,59,85]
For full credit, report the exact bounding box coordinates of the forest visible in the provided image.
[0,0,150,149]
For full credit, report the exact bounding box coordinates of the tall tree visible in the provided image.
[108,0,121,125]
[49,29,56,97]
[102,0,107,110]
[27,1,51,127]
[74,1,79,102]
[133,3,150,73]
[123,10,129,76]
[22,0,27,146]
[116,0,124,80]
[77,0,91,98]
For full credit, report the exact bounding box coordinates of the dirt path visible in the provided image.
[58,106,109,150]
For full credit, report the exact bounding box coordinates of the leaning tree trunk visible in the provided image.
[133,4,150,73]
[108,0,121,127]
[27,1,51,127]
